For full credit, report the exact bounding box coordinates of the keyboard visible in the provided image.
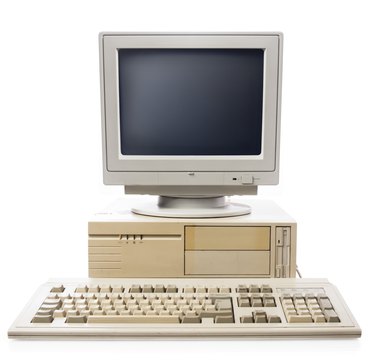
[8,278,361,338]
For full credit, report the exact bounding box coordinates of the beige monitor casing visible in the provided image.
[99,32,283,196]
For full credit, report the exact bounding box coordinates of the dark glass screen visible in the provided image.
[118,49,264,155]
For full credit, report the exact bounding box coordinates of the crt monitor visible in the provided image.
[99,33,283,217]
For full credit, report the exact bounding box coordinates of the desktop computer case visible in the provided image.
[88,200,296,278]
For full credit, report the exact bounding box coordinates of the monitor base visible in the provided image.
[131,196,251,218]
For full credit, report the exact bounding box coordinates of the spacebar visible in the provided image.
[87,315,180,324]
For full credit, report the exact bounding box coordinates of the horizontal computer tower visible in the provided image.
[88,200,296,278]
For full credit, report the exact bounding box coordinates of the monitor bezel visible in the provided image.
[100,33,282,183]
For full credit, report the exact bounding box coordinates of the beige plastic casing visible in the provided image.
[8,278,361,339]
[88,200,296,278]
[99,32,283,196]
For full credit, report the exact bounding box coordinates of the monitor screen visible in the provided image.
[118,49,264,156]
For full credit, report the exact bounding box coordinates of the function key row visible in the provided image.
[236,284,272,293]
[75,284,128,293]
[46,293,229,302]
[52,284,275,294]
[51,285,233,294]
[125,285,231,294]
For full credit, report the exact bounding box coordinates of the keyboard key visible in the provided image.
[93,310,105,315]
[80,309,92,317]
[240,316,254,323]
[324,309,340,323]
[154,284,165,293]
[50,285,65,293]
[253,311,267,323]
[130,285,142,293]
[166,285,177,293]
[208,294,231,303]
[281,294,292,301]
[293,293,304,300]
[254,316,267,324]
[142,285,153,293]
[53,310,66,318]
[268,315,281,323]
[106,310,119,316]
[66,316,87,323]
[260,285,272,293]
[319,298,333,310]
[201,317,214,325]
[251,296,263,307]
[75,285,88,293]
[237,284,248,293]
[196,286,206,293]
[238,298,250,307]
[182,316,201,324]
[133,310,144,316]
[264,297,276,307]
[36,309,54,316]
[294,298,306,306]
[287,315,313,323]
[63,304,74,312]
[215,315,233,323]
[297,310,311,315]
[146,311,157,316]
[87,315,180,323]
[32,315,53,323]
[305,294,316,302]
[67,310,80,317]
[43,298,61,305]
[200,310,233,319]
[249,285,260,293]
[311,309,323,317]
[313,315,326,323]
[308,303,321,310]
[219,287,231,293]
[216,299,232,310]
[40,303,60,311]
[183,286,195,293]
[115,285,126,293]
[100,285,112,293]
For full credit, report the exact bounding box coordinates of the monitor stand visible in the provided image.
[131,196,251,218]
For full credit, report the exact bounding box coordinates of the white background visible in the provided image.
[0,0,374,361]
